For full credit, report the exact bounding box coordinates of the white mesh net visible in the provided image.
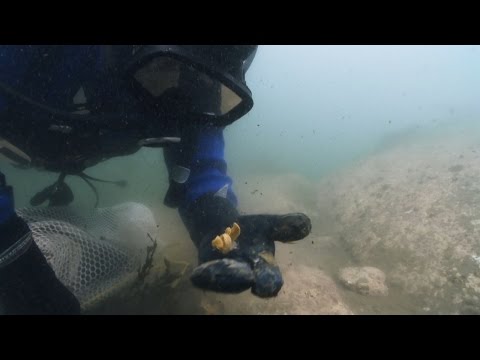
[17,202,161,311]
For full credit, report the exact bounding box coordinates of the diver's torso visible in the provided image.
[0,45,178,173]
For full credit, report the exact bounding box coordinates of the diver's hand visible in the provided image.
[183,194,311,297]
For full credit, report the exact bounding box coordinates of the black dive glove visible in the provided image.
[180,193,312,298]
[0,171,80,315]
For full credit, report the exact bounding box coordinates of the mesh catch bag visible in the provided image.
[16,202,160,311]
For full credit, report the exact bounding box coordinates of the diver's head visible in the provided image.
[109,45,258,127]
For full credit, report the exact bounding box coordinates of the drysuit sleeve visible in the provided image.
[163,126,238,210]
[0,46,35,249]
[0,45,35,227]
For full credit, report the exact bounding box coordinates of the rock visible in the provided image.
[320,127,480,313]
[339,266,388,296]
[199,265,354,315]
[271,265,354,314]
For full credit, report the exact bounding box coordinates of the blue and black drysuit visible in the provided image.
[0,45,311,314]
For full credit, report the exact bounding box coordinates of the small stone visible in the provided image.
[339,266,388,296]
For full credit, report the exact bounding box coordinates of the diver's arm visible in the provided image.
[163,124,241,248]
[0,170,27,250]
[0,46,37,255]
[0,46,81,314]
[163,125,237,210]
[177,125,240,247]
[165,126,311,297]
[181,126,237,208]
[0,170,81,314]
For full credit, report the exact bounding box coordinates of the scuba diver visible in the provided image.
[0,45,312,315]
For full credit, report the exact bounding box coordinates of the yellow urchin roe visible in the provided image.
[211,223,241,254]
